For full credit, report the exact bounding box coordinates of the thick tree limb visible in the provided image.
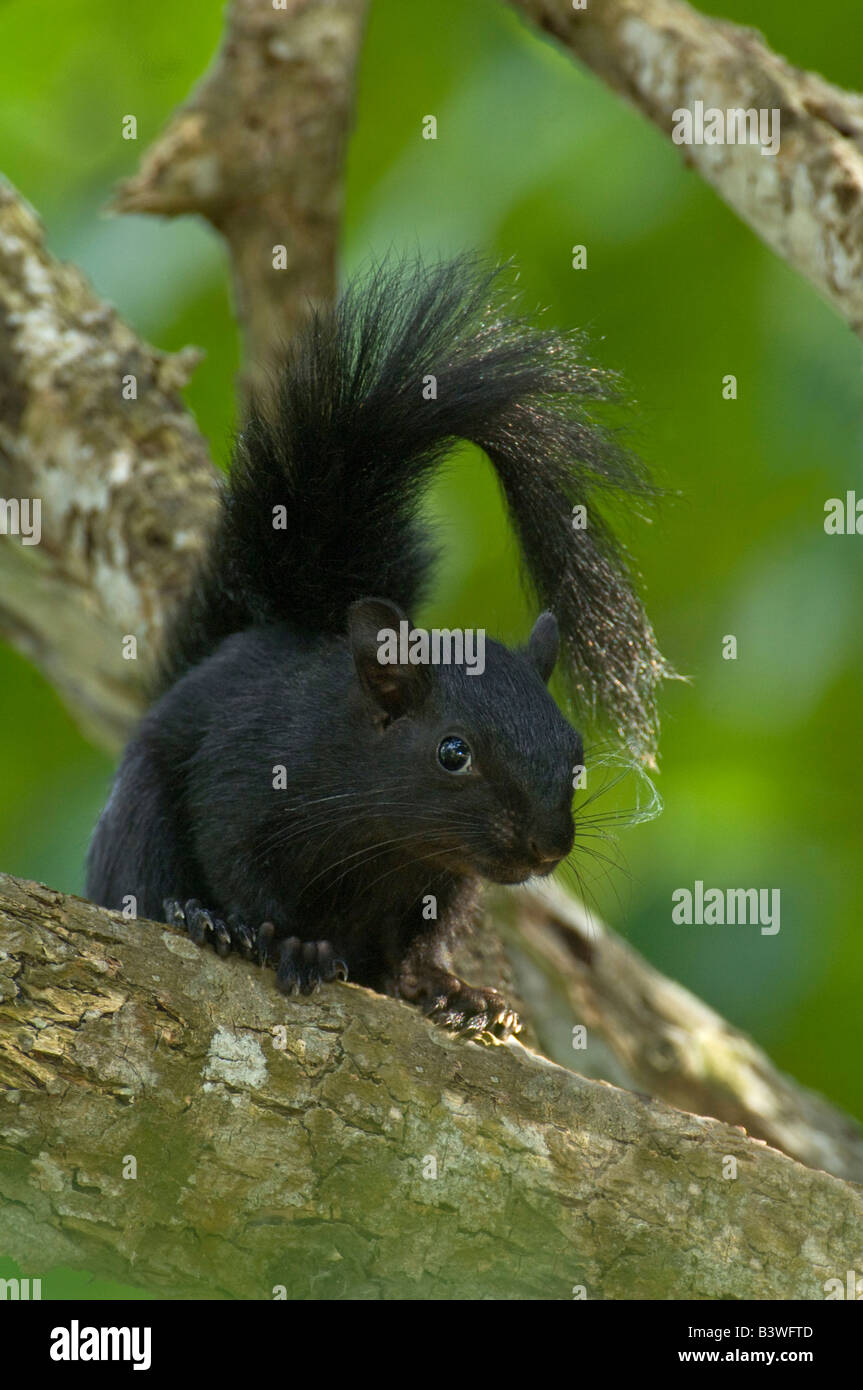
[112,0,370,398]
[495,882,863,1184]
[1,874,861,1300]
[0,181,219,749]
[510,0,863,336]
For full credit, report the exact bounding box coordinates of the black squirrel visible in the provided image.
[86,257,668,1037]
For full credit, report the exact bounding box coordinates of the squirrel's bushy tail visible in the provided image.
[161,256,671,755]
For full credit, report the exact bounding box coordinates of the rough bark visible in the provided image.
[112,0,370,399]
[510,0,863,336]
[1,873,861,1301]
[0,181,219,750]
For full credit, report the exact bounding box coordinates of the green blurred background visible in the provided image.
[1,0,861,1296]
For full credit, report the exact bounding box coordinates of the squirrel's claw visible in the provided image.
[276,937,349,996]
[164,898,271,963]
[425,981,523,1040]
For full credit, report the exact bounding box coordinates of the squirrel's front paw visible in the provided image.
[275,937,349,996]
[164,898,270,962]
[425,980,523,1039]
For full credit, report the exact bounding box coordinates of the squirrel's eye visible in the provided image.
[438,736,472,774]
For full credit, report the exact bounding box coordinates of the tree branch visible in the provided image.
[509,0,863,336]
[495,882,863,1183]
[1,873,860,1300]
[0,181,219,750]
[112,0,370,397]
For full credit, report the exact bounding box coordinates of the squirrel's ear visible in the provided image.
[527,611,559,684]
[348,597,431,719]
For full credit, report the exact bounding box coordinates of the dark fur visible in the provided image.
[87,257,667,1032]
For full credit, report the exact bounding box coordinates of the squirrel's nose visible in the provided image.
[528,835,566,864]
[527,816,574,865]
